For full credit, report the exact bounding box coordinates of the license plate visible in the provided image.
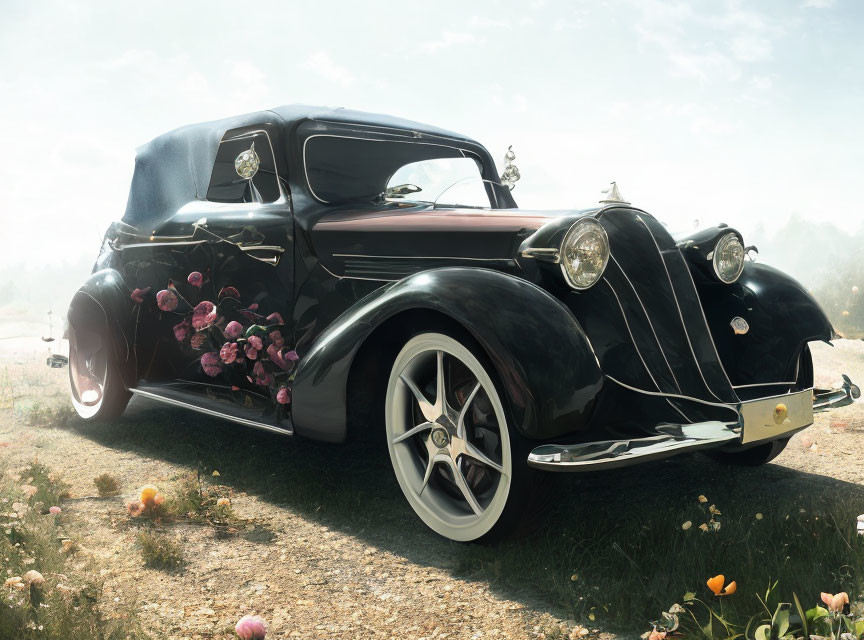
[739,389,814,444]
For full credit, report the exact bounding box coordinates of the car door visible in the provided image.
[131,127,295,425]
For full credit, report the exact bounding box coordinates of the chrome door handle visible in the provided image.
[239,245,285,266]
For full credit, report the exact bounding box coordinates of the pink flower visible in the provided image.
[201,352,223,377]
[126,500,144,517]
[821,592,849,613]
[266,312,284,325]
[252,361,272,387]
[187,271,204,288]
[220,342,238,364]
[247,303,259,311]
[48,506,61,515]
[235,615,267,640]
[285,350,299,362]
[130,287,150,303]
[247,335,263,351]
[173,319,191,342]
[218,286,241,300]
[276,387,291,405]
[190,333,206,349]
[266,344,292,371]
[244,343,258,360]
[156,289,178,312]
[224,321,244,339]
[192,301,217,330]
[269,330,284,349]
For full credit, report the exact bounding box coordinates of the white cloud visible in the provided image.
[419,31,478,54]
[300,51,356,86]
[731,35,773,62]
[469,16,511,29]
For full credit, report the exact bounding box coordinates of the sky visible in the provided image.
[0,0,862,273]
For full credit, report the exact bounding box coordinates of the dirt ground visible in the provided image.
[1,335,862,640]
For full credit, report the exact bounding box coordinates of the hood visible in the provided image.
[311,204,584,281]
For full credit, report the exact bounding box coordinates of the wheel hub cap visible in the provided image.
[430,427,450,449]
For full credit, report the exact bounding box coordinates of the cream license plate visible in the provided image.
[740,389,814,444]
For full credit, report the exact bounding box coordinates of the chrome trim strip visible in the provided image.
[527,420,740,471]
[333,253,513,262]
[732,381,795,389]
[603,279,693,423]
[129,388,294,436]
[319,261,399,283]
[608,255,683,395]
[605,375,739,414]
[112,239,210,250]
[674,249,737,391]
[520,248,560,263]
[635,216,727,403]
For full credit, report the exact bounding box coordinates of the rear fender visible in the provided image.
[291,268,603,442]
[67,269,136,387]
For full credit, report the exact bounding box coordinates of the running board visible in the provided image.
[129,386,293,436]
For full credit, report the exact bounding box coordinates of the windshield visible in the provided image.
[386,157,492,208]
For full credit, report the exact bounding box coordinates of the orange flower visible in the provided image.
[217,497,231,507]
[707,575,737,596]
[821,592,849,613]
[648,629,667,640]
[152,493,165,507]
[139,485,159,507]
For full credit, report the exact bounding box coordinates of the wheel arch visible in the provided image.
[290,267,604,443]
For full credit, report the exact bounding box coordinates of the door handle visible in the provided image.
[238,245,285,266]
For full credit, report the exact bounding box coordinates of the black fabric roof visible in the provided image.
[121,105,481,231]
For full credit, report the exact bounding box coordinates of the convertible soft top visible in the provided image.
[121,105,479,231]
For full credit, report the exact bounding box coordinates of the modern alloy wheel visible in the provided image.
[385,333,513,542]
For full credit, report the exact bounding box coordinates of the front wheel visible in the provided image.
[68,325,130,421]
[385,332,539,542]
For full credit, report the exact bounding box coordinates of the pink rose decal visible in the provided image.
[266,312,284,325]
[173,319,191,342]
[156,289,178,312]
[192,301,217,330]
[276,387,291,405]
[187,271,203,288]
[220,342,238,364]
[190,333,206,349]
[252,361,272,387]
[201,352,223,377]
[130,287,151,303]
[269,330,284,349]
[224,321,244,339]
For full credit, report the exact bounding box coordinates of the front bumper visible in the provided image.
[527,375,861,472]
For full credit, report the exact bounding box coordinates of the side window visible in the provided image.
[207,130,281,203]
[386,156,490,208]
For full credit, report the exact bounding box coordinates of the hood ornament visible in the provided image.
[600,181,630,205]
[500,145,521,191]
[235,142,260,180]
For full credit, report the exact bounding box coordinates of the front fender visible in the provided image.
[697,262,832,387]
[67,268,136,387]
[291,268,603,442]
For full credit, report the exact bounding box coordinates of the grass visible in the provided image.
[62,403,864,635]
[137,530,184,570]
[0,461,149,639]
[23,401,76,429]
[93,473,120,497]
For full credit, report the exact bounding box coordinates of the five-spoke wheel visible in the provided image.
[385,333,514,541]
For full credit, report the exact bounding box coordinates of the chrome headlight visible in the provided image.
[560,219,610,290]
[712,232,745,283]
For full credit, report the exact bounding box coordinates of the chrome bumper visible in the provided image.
[528,375,861,472]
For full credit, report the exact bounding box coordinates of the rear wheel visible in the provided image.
[68,325,130,421]
[705,345,813,467]
[385,332,540,542]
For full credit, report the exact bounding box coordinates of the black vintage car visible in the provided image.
[64,105,859,542]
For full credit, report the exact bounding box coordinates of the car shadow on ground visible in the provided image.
[68,396,864,627]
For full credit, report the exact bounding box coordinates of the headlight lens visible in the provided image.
[560,219,610,290]
[712,232,745,283]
